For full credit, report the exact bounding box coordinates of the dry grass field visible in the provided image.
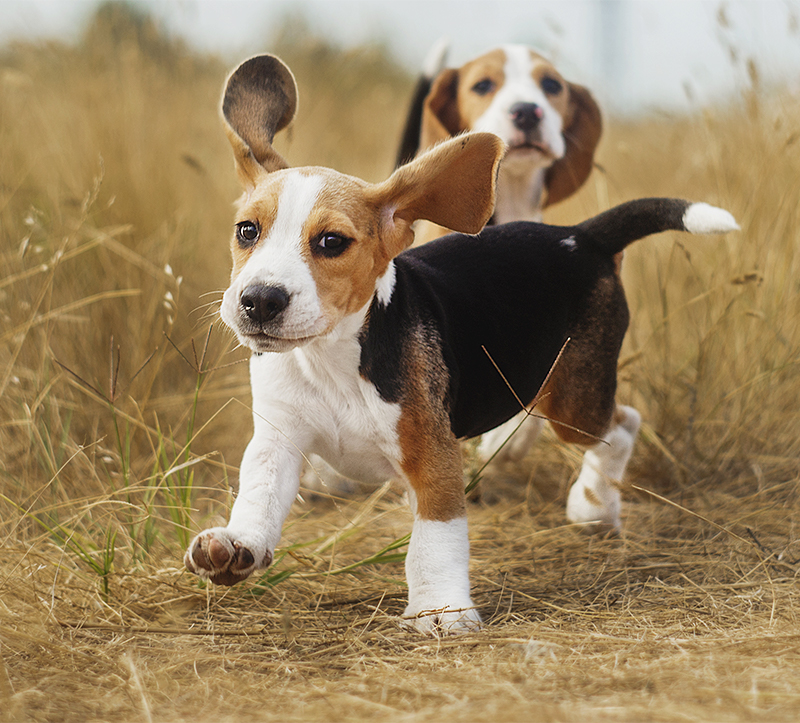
[2,5,799,722]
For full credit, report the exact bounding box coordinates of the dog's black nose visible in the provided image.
[510,102,544,132]
[240,284,290,324]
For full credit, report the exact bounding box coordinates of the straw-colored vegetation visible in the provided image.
[1,4,799,721]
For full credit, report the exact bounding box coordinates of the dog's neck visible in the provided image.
[297,302,367,361]
[492,163,547,224]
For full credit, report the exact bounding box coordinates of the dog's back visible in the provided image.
[363,198,738,440]
[390,223,615,438]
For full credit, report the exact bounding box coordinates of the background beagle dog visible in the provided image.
[397,43,602,243]
[183,55,738,634]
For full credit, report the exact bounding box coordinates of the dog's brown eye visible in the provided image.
[312,232,352,258]
[471,78,495,96]
[236,221,260,247]
[541,76,563,95]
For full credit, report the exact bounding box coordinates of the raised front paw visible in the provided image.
[184,527,272,586]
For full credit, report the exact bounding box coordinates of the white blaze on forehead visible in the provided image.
[245,172,324,281]
[251,173,323,266]
[222,171,327,340]
[501,44,541,96]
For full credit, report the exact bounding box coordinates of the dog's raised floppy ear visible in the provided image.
[544,82,602,207]
[370,132,505,257]
[419,68,463,151]
[222,54,298,188]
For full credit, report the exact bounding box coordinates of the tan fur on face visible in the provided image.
[229,168,401,336]
[458,50,570,127]
[451,48,506,131]
[418,46,601,232]
[230,187,281,280]
[530,57,570,118]
[224,132,501,344]
[301,172,398,325]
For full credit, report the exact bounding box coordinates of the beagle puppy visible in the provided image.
[397,44,602,243]
[184,55,738,634]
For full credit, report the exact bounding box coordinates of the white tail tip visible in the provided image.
[683,202,740,235]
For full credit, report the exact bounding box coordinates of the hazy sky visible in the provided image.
[3,1,800,114]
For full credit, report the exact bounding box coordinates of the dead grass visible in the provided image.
[3,492,799,722]
[2,4,800,722]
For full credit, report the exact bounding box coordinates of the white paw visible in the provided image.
[565,406,641,533]
[401,602,482,635]
[566,479,621,532]
[184,527,272,586]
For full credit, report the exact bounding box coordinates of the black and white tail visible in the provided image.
[576,198,739,256]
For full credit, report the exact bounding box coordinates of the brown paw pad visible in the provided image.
[208,536,234,568]
[186,535,272,587]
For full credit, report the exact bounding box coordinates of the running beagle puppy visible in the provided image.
[397,44,602,243]
[184,55,738,634]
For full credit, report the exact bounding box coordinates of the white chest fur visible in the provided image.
[248,323,401,485]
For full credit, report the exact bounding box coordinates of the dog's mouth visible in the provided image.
[507,140,555,159]
[238,329,316,352]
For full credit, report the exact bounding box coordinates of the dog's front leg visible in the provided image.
[404,511,479,634]
[400,434,480,635]
[184,428,302,586]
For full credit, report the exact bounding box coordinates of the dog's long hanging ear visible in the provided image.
[419,68,463,151]
[543,83,602,207]
[222,54,298,188]
[370,132,505,257]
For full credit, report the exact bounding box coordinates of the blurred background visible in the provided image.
[5,0,800,115]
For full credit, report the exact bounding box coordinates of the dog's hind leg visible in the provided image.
[535,277,638,532]
[564,404,641,532]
